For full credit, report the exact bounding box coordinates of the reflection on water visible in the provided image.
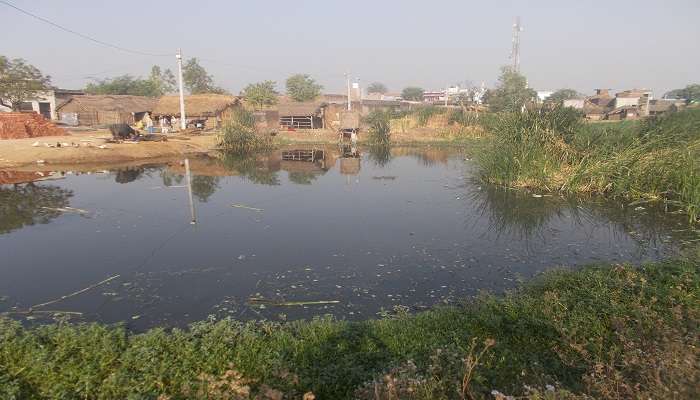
[0,146,695,330]
[0,183,73,234]
[115,167,144,184]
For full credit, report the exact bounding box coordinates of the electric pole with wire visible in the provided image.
[176,49,187,130]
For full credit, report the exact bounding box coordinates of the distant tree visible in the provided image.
[547,89,580,105]
[664,84,700,104]
[242,80,278,110]
[286,74,322,102]
[367,82,388,94]
[85,65,177,97]
[148,66,176,96]
[85,75,156,97]
[183,58,227,94]
[486,66,537,112]
[401,86,424,101]
[0,56,51,110]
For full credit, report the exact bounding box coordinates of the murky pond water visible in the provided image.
[0,146,694,330]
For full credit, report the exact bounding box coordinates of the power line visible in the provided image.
[0,0,171,57]
[1,1,348,88]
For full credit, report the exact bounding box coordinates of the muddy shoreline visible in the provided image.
[0,127,477,172]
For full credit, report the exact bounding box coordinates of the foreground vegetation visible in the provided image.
[2,258,698,399]
[477,108,700,222]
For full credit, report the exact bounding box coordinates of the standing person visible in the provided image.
[142,113,154,134]
[171,116,179,132]
[145,114,154,134]
[160,117,169,135]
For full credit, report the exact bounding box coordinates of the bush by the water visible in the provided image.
[477,107,700,222]
[364,110,392,145]
[1,259,698,399]
[217,108,272,155]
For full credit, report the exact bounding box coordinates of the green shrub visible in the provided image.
[364,110,392,145]
[217,108,273,155]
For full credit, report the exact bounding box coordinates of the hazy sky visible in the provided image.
[2,0,699,97]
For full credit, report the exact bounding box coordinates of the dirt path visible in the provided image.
[0,129,219,169]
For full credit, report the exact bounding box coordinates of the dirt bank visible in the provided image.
[0,129,219,169]
[0,126,477,171]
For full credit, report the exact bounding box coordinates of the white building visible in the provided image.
[537,91,554,102]
[563,99,585,109]
[614,89,653,109]
[0,89,84,120]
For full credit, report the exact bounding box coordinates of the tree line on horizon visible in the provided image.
[2,54,699,111]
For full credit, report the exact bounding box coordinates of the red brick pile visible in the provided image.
[0,112,67,139]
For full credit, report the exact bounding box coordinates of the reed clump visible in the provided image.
[477,107,700,222]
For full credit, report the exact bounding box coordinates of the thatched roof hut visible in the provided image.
[277,101,325,117]
[56,95,156,126]
[152,94,240,118]
[57,95,156,114]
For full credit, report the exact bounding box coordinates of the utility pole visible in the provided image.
[510,17,522,73]
[345,71,351,111]
[445,85,449,107]
[176,49,187,130]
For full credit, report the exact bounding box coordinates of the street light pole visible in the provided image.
[176,49,187,130]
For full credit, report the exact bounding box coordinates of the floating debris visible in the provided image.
[41,206,90,215]
[248,298,340,307]
[232,204,264,212]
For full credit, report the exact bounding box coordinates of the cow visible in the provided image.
[108,123,137,141]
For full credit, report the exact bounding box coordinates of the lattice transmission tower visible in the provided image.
[510,17,523,72]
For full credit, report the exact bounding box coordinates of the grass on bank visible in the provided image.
[1,259,698,399]
[477,108,700,222]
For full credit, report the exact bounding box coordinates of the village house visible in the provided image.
[364,92,402,101]
[614,89,652,109]
[642,99,686,117]
[0,88,84,120]
[56,95,156,126]
[423,90,446,103]
[152,94,240,129]
[563,98,585,109]
[606,106,640,121]
[561,88,679,120]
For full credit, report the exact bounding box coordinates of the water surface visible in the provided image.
[0,146,693,330]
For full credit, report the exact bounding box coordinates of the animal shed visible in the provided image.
[277,102,325,129]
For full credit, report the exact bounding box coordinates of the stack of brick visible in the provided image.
[0,112,66,139]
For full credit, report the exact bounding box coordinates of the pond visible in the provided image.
[0,146,695,330]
